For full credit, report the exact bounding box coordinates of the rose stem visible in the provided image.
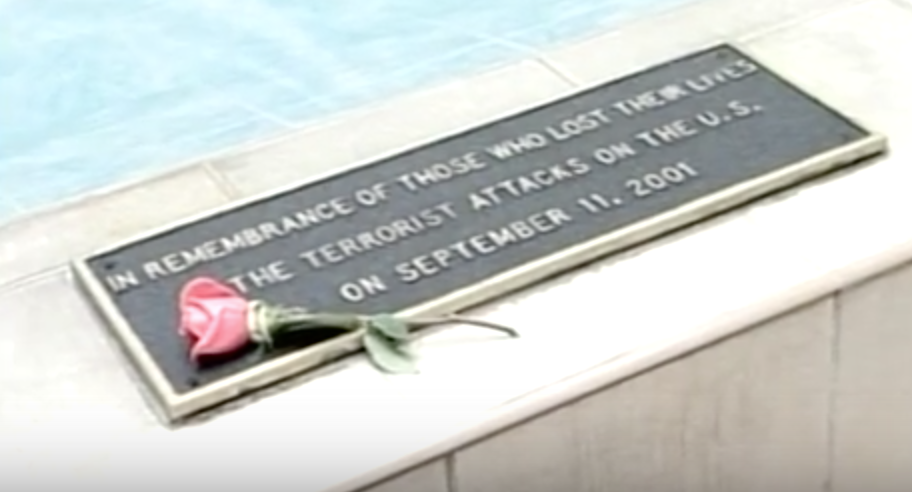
[272,310,518,338]
[406,316,519,338]
[272,312,362,332]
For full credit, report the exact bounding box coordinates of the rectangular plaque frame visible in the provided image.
[73,43,886,423]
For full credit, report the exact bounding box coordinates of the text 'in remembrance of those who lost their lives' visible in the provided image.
[74,44,886,421]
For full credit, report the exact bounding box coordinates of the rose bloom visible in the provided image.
[175,276,518,369]
[178,277,252,361]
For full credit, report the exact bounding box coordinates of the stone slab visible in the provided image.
[0,166,230,287]
[453,299,833,492]
[73,44,884,422]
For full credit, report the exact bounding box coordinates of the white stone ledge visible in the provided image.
[0,165,232,288]
[1,1,907,492]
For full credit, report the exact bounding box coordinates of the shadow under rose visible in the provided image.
[185,327,351,388]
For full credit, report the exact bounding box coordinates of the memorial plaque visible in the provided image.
[74,44,885,422]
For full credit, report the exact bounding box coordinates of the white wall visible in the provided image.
[363,261,912,492]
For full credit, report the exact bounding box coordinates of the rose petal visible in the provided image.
[178,277,247,349]
[180,277,242,305]
[179,304,211,340]
[181,297,248,338]
[190,303,251,360]
[194,296,248,314]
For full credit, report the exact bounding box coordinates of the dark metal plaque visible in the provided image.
[74,44,885,421]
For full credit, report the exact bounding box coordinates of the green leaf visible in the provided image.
[368,313,410,341]
[363,331,418,374]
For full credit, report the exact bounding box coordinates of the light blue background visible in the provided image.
[0,0,693,222]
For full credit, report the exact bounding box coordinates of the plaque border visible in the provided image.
[72,43,888,423]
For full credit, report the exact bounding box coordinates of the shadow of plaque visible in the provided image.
[73,44,886,423]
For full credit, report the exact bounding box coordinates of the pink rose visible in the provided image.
[178,277,251,361]
[174,277,519,370]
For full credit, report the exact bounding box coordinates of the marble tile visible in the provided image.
[453,300,833,492]
[0,272,160,434]
[831,394,912,492]
[0,165,229,286]
[836,262,912,393]
[832,262,912,491]
[168,355,420,492]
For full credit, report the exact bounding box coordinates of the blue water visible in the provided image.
[0,0,694,222]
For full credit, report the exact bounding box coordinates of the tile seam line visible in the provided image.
[201,161,243,200]
[0,266,69,296]
[444,455,459,492]
[532,55,582,86]
[824,292,844,492]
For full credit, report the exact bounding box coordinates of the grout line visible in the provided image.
[824,292,844,492]
[445,454,459,492]
[0,266,69,296]
[200,161,243,200]
[532,55,582,86]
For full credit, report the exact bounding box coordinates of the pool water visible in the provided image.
[0,0,695,222]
